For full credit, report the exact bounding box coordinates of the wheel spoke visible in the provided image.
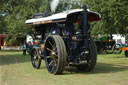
[49,61,54,67]
[53,47,57,52]
[54,59,57,65]
[55,50,58,55]
[47,56,52,59]
[49,40,57,52]
[34,55,37,59]
[53,53,58,57]
[52,41,56,48]
[47,48,54,52]
[51,65,56,70]
[35,61,38,65]
[48,41,54,48]
[34,58,37,61]
[34,51,37,55]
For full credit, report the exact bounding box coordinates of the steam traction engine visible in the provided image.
[25,7,101,74]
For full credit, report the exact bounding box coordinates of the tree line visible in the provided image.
[0,0,128,44]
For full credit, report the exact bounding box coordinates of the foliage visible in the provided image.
[82,0,128,35]
[0,16,7,34]
[0,0,128,44]
[0,0,49,45]
[55,0,128,36]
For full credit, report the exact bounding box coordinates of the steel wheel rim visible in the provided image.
[112,44,122,54]
[45,37,58,73]
[32,50,40,68]
[105,45,113,54]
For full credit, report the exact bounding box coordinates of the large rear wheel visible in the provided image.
[44,35,67,74]
[77,38,97,72]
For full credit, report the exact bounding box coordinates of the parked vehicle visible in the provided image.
[25,6,101,74]
[95,34,126,54]
[118,42,128,57]
[95,35,116,54]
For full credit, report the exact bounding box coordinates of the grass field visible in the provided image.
[0,51,128,85]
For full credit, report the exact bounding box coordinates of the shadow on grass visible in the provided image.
[0,51,30,66]
[1,51,128,75]
[93,63,128,73]
[111,56,127,58]
[98,53,126,58]
[64,63,128,75]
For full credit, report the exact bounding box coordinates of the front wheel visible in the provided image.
[44,35,67,74]
[31,48,42,69]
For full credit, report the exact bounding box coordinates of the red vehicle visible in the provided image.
[0,34,6,50]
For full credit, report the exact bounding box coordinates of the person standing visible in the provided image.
[22,43,27,56]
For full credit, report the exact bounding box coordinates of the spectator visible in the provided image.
[22,43,27,56]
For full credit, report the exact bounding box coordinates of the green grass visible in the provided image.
[0,51,128,85]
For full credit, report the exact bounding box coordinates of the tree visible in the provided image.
[0,16,7,34]
[80,0,128,36]
[0,0,128,45]
[0,0,8,34]
[0,0,49,45]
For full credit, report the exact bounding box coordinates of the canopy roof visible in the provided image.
[25,9,101,25]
